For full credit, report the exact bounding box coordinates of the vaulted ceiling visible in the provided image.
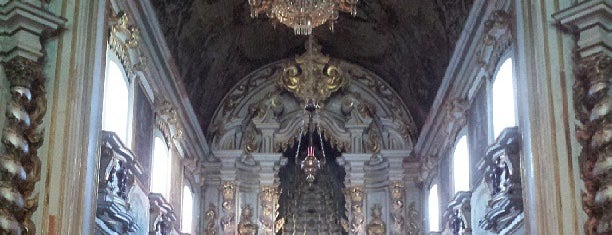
[150,0,474,138]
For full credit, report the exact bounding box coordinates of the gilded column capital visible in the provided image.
[3,57,44,87]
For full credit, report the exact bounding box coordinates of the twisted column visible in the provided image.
[0,57,47,234]
[575,53,611,235]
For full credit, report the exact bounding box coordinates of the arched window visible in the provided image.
[151,136,171,199]
[491,58,516,138]
[428,184,440,232]
[102,59,130,142]
[181,185,194,234]
[453,135,470,193]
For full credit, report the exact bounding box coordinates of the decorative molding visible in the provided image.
[553,2,611,234]
[95,131,142,234]
[480,10,513,78]
[108,11,148,80]
[478,127,523,233]
[205,203,218,235]
[220,182,236,233]
[445,191,472,235]
[237,204,258,235]
[366,204,386,235]
[390,182,405,234]
[155,98,184,146]
[148,193,177,235]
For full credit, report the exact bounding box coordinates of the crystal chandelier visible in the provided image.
[247,0,359,35]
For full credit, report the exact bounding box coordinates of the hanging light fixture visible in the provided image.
[247,0,359,35]
[294,99,327,184]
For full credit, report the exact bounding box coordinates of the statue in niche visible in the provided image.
[366,204,386,235]
[238,205,258,235]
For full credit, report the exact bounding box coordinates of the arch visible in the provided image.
[209,55,417,154]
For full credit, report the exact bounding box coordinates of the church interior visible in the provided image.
[0,0,609,234]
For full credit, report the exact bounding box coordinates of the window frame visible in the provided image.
[451,131,470,194]
[181,183,195,234]
[428,182,441,233]
[102,48,135,145]
[487,53,517,143]
[150,130,172,199]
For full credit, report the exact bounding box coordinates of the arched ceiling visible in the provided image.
[150,0,474,137]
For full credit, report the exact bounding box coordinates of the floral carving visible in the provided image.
[205,203,218,235]
[390,182,405,234]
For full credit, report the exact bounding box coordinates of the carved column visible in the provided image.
[205,203,218,235]
[220,182,237,234]
[0,57,47,234]
[389,182,405,235]
[0,1,64,233]
[259,186,280,234]
[346,186,365,234]
[554,1,611,234]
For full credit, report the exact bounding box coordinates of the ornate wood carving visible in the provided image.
[390,182,405,234]
[279,39,346,103]
[347,186,365,234]
[575,53,611,235]
[0,57,47,234]
[205,203,218,235]
[446,191,472,235]
[405,202,421,235]
[108,11,148,79]
[480,10,513,78]
[237,204,258,235]
[366,204,386,235]
[259,186,280,234]
[220,182,236,233]
[149,193,177,235]
[95,131,143,234]
[553,2,611,233]
[477,127,523,233]
[155,99,184,145]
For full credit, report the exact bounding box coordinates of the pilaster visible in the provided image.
[515,0,594,234]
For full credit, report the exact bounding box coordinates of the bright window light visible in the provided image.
[102,60,129,142]
[429,184,440,232]
[181,186,194,233]
[492,58,516,138]
[151,136,171,199]
[453,135,470,193]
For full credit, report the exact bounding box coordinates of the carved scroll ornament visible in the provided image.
[279,39,346,103]
[0,57,47,234]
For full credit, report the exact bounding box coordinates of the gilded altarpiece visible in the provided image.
[202,42,420,234]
